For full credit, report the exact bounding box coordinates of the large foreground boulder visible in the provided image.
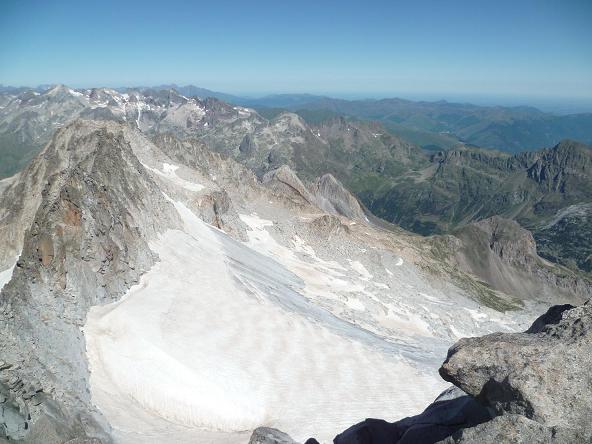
[249,427,298,444]
[328,299,592,443]
[439,414,587,443]
[440,302,592,436]
[248,427,320,444]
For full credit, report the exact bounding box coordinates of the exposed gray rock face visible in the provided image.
[239,133,258,156]
[313,174,367,222]
[0,120,181,441]
[307,214,351,237]
[249,427,298,444]
[262,165,316,206]
[194,189,242,234]
[148,133,254,241]
[261,167,370,224]
[438,414,586,444]
[440,302,592,438]
[470,216,538,264]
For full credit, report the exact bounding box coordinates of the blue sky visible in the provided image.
[0,0,591,103]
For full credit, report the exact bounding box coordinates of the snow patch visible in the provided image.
[68,88,84,97]
[0,261,16,291]
[345,297,366,311]
[142,162,204,192]
[348,260,373,280]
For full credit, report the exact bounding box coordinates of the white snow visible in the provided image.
[86,203,446,443]
[0,262,16,291]
[142,162,204,192]
[136,101,142,128]
[344,297,366,311]
[68,88,84,97]
[348,260,373,280]
[239,213,368,303]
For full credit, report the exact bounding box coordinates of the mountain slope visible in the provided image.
[363,140,592,273]
[1,119,580,443]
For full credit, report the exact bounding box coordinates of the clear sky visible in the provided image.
[1,0,591,102]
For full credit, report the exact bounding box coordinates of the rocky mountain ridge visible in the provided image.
[246,95,592,153]
[1,86,590,275]
[366,140,592,274]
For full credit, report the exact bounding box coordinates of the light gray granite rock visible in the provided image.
[440,301,592,439]
[249,427,298,444]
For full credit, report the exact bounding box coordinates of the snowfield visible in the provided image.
[0,262,15,292]
[85,201,447,443]
[141,162,205,192]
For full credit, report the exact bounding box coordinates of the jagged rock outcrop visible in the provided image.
[239,133,258,156]
[468,216,538,265]
[249,427,299,444]
[313,174,367,222]
[262,165,317,206]
[440,302,592,438]
[307,214,351,237]
[0,120,181,441]
[262,166,370,224]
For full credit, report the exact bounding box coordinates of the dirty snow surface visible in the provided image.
[85,201,450,443]
[85,200,529,443]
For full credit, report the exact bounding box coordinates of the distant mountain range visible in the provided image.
[5,83,591,154]
[138,85,592,153]
[0,84,590,275]
[238,95,592,154]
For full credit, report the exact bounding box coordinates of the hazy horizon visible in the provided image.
[1,0,591,108]
[2,81,592,114]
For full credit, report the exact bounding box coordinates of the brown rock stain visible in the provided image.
[38,235,54,266]
[63,201,82,227]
